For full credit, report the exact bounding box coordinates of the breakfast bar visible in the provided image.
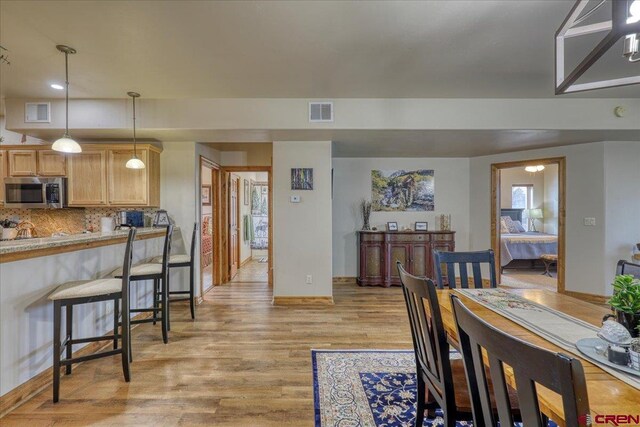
[0,228,168,402]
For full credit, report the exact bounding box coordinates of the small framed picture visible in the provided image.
[243,179,250,205]
[201,185,211,206]
[415,222,428,231]
[387,222,399,231]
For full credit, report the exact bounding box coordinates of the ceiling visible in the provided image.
[1,0,639,100]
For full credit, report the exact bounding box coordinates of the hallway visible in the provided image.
[230,259,268,283]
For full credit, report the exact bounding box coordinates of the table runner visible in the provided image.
[455,288,640,390]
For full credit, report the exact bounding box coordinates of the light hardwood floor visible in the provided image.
[1,281,412,426]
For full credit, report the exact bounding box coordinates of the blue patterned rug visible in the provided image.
[312,350,557,427]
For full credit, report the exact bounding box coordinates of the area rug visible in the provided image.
[312,349,468,427]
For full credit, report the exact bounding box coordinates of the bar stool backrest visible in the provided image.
[450,295,590,427]
[190,223,198,264]
[160,225,174,276]
[121,227,137,294]
[433,250,497,289]
[616,260,640,279]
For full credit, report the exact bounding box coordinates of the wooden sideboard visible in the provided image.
[357,230,455,287]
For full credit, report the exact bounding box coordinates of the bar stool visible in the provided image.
[112,225,173,349]
[152,222,197,320]
[48,227,136,403]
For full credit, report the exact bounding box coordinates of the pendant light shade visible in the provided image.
[126,91,145,169]
[52,45,81,153]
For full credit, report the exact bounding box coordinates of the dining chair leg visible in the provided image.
[52,301,62,403]
[65,304,73,375]
[153,278,159,326]
[415,374,425,427]
[113,299,119,350]
[189,263,196,320]
[161,275,169,344]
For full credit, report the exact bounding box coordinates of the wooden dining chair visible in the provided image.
[433,250,497,289]
[397,261,473,427]
[616,260,640,279]
[450,295,590,427]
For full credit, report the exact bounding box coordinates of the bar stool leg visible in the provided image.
[189,263,195,320]
[65,305,73,375]
[113,299,119,350]
[53,301,62,403]
[119,295,131,382]
[161,274,169,344]
[153,279,159,326]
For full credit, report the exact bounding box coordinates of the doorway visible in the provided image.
[221,167,272,285]
[200,157,221,297]
[491,157,566,293]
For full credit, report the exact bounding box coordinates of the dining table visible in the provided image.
[436,288,640,427]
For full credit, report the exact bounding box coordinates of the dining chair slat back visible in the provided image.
[450,295,590,427]
[433,250,497,289]
[397,262,458,425]
[616,260,640,279]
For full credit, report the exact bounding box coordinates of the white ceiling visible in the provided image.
[1,0,639,100]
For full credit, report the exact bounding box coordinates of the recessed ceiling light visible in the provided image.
[50,83,64,90]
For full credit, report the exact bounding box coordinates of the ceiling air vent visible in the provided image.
[25,102,51,123]
[309,101,333,123]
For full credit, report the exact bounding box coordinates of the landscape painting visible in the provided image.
[371,169,435,212]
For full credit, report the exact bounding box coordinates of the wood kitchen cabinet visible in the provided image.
[67,150,108,206]
[36,150,67,176]
[108,149,148,205]
[0,150,6,204]
[8,150,37,176]
[357,230,455,287]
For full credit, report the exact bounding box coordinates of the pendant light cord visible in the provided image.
[65,51,69,136]
[132,95,137,158]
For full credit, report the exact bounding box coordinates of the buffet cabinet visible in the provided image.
[357,230,455,287]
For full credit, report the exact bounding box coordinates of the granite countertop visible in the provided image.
[0,227,166,256]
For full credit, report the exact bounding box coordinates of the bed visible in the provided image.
[500,209,557,269]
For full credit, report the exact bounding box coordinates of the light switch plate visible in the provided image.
[290,195,301,203]
[583,217,596,226]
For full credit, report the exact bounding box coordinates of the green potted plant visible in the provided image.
[607,274,640,338]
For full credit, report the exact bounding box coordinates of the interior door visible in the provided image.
[229,175,240,279]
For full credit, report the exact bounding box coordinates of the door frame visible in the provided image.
[491,157,566,293]
[220,166,273,286]
[228,174,241,279]
[199,156,221,299]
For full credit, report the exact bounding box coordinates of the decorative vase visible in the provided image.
[362,219,370,231]
[616,311,640,338]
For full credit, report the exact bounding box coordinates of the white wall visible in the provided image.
[543,164,559,235]
[272,141,332,297]
[332,157,470,277]
[604,141,640,284]
[470,142,608,295]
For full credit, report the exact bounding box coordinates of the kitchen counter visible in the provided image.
[0,227,167,263]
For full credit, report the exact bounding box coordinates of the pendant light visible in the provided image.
[125,91,145,169]
[52,45,82,153]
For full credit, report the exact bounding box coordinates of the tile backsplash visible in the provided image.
[0,207,159,237]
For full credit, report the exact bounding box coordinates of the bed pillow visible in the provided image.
[511,220,526,233]
[500,216,522,233]
[499,217,510,234]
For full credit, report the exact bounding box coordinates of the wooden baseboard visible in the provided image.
[240,256,252,268]
[0,312,152,418]
[561,290,609,305]
[332,277,356,285]
[272,296,334,305]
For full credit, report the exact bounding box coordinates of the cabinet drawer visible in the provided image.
[386,233,428,242]
[432,233,455,241]
[359,232,384,242]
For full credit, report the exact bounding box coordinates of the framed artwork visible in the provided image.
[243,179,250,205]
[387,222,399,231]
[291,168,313,190]
[201,184,211,206]
[415,222,428,231]
[371,169,435,212]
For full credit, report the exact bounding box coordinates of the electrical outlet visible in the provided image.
[583,217,596,226]
[306,275,313,284]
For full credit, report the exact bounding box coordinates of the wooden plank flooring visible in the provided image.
[1,280,412,426]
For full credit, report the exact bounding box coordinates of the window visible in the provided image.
[512,185,534,231]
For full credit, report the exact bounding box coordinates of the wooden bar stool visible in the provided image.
[112,225,173,350]
[48,228,136,403]
[152,223,197,320]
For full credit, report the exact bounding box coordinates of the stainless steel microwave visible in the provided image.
[3,177,67,209]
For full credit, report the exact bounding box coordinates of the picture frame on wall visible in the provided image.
[415,222,428,231]
[201,184,211,206]
[291,168,313,190]
[244,179,250,205]
[387,222,399,231]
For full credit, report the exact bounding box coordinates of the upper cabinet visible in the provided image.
[67,150,108,206]
[37,151,67,176]
[8,150,38,176]
[108,149,148,205]
[0,151,6,205]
